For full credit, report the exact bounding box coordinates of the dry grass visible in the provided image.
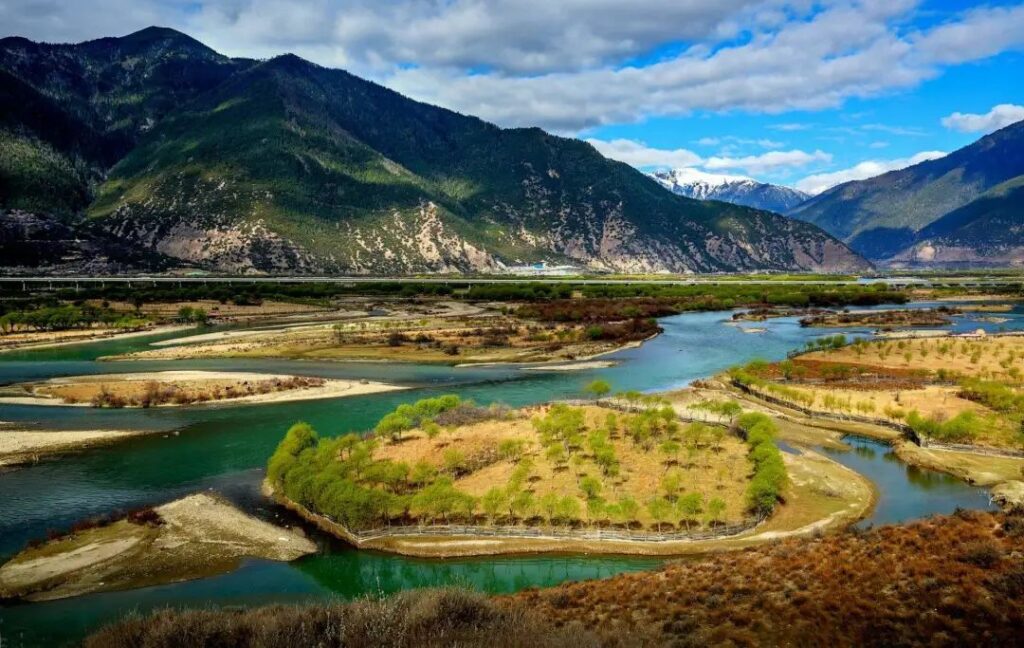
[374,405,752,528]
[804,335,1024,380]
[85,588,597,648]
[512,510,1024,647]
[86,512,1024,647]
[29,374,323,405]
[88,299,328,319]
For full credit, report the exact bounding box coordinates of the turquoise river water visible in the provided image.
[0,303,1017,646]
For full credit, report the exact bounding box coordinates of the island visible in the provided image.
[722,332,1024,510]
[264,392,872,556]
[0,370,404,408]
[0,493,315,601]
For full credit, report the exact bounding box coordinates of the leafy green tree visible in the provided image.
[579,475,602,500]
[583,379,611,400]
[646,497,672,532]
[555,496,581,525]
[617,495,639,525]
[540,493,561,525]
[512,490,536,522]
[481,487,506,524]
[442,448,466,475]
[677,492,703,530]
[706,497,727,526]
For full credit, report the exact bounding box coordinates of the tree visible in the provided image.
[422,419,441,440]
[375,412,412,441]
[442,448,466,475]
[498,438,525,460]
[661,470,683,501]
[583,379,611,401]
[555,496,581,525]
[586,497,606,525]
[646,497,672,532]
[677,492,703,531]
[579,475,602,500]
[540,493,561,525]
[706,497,727,526]
[617,496,639,526]
[512,490,536,522]
[410,460,437,487]
[481,487,506,524]
[658,439,681,469]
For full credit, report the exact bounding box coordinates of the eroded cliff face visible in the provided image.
[97,195,869,274]
[889,242,1024,269]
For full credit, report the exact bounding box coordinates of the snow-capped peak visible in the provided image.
[657,167,755,188]
[650,167,810,214]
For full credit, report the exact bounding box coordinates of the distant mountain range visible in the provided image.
[651,168,810,214]
[788,120,1024,266]
[0,27,868,275]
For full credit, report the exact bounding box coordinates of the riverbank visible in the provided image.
[0,493,315,602]
[0,324,196,354]
[0,427,152,467]
[264,438,872,558]
[0,371,405,408]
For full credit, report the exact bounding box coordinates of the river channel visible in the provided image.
[0,302,1016,645]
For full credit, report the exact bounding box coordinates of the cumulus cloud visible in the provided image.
[941,104,1024,133]
[2,1,1023,133]
[795,151,946,195]
[585,139,702,168]
[390,2,1024,131]
[704,149,830,174]
[588,138,829,178]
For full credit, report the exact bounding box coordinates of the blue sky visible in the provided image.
[3,0,1023,193]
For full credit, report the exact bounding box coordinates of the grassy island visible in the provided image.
[0,371,403,408]
[724,333,1024,511]
[265,394,789,553]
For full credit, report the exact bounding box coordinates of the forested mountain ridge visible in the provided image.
[0,28,868,274]
[788,120,1024,262]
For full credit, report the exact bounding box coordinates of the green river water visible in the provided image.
[0,304,1013,646]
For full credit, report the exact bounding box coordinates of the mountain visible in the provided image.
[651,168,810,213]
[0,28,868,275]
[788,121,1024,261]
[889,175,1024,267]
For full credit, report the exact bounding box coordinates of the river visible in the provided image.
[0,302,1017,646]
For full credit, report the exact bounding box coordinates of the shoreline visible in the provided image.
[0,324,197,354]
[0,371,406,409]
[263,437,873,559]
[0,493,316,602]
[0,427,156,467]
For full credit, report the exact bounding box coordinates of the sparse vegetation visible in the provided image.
[266,393,775,538]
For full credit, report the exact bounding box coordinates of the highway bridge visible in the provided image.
[0,275,1021,290]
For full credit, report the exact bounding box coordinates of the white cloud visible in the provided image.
[390,2,1024,132]
[704,149,831,174]
[941,104,1024,133]
[586,138,702,168]
[768,123,812,131]
[588,138,830,178]
[2,1,1023,134]
[869,141,890,149]
[795,150,946,195]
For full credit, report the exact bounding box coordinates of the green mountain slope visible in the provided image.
[1,28,867,274]
[788,120,1024,260]
[0,27,251,214]
[890,176,1024,267]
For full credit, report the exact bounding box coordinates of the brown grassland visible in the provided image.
[735,335,1024,450]
[85,510,1024,647]
[374,405,752,528]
